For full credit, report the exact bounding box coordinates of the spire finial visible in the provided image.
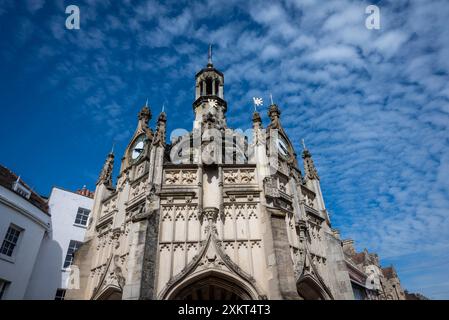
[162,103,165,113]
[145,98,149,108]
[270,93,274,105]
[110,142,115,154]
[302,139,307,150]
[208,44,213,67]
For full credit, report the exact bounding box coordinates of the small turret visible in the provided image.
[153,109,167,147]
[97,149,114,187]
[302,139,319,181]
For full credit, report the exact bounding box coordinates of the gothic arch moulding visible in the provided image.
[94,285,123,300]
[165,270,256,300]
[158,228,265,300]
[296,274,331,300]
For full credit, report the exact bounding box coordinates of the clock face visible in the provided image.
[277,137,289,156]
[131,136,145,160]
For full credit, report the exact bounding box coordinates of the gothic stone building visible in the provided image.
[66,53,404,300]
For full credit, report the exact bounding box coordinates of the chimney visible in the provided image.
[76,185,95,199]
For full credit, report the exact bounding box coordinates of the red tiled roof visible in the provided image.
[382,266,395,279]
[351,252,365,265]
[0,165,49,214]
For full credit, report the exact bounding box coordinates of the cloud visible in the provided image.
[2,0,449,299]
[25,0,45,13]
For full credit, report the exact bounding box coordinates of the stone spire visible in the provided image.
[136,101,154,142]
[302,139,319,180]
[252,110,262,127]
[267,103,281,129]
[152,109,167,147]
[138,101,152,127]
[97,150,114,186]
[207,44,213,68]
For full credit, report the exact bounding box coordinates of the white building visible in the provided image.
[47,186,94,300]
[0,165,94,300]
[0,165,54,300]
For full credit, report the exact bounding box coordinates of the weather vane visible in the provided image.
[253,97,263,112]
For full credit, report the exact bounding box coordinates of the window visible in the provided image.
[12,180,31,199]
[74,207,90,226]
[0,279,10,300]
[205,78,212,95]
[351,283,367,300]
[63,240,83,268]
[55,289,66,300]
[1,225,21,257]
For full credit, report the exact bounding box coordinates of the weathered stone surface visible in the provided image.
[67,53,405,301]
[139,210,160,300]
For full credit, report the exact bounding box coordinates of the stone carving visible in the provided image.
[279,181,287,193]
[182,171,196,184]
[165,170,197,185]
[267,104,281,130]
[165,171,179,184]
[224,170,238,183]
[199,207,219,226]
[117,171,129,192]
[240,170,255,183]
[263,177,279,198]
[130,179,148,199]
[302,149,320,180]
[97,152,114,186]
[153,112,167,147]
[137,163,145,177]
[223,169,255,184]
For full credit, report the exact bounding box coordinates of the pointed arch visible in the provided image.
[166,270,256,300]
[158,231,265,300]
[94,285,122,300]
[297,274,331,300]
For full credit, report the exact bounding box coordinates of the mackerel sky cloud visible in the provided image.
[0,0,448,298]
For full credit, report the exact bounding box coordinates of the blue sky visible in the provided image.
[1,0,449,299]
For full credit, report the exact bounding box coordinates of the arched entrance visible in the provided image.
[96,287,123,300]
[297,277,327,300]
[167,272,255,300]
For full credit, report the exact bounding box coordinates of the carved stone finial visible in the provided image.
[152,111,167,147]
[268,104,281,129]
[138,104,152,124]
[97,151,114,186]
[302,144,319,180]
[252,111,262,125]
